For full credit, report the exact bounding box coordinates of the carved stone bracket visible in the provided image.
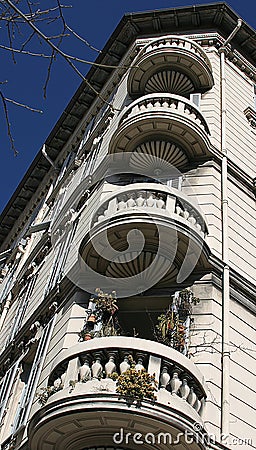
[244,106,256,129]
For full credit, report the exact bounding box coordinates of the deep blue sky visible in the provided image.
[0,0,256,213]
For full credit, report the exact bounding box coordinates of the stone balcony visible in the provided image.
[92,184,207,237]
[109,94,211,161]
[79,183,210,293]
[28,337,208,450]
[128,35,214,97]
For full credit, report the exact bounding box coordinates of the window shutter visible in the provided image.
[167,176,183,190]
[11,316,56,431]
[190,93,201,108]
[44,221,77,296]
[0,361,20,429]
[6,275,37,345]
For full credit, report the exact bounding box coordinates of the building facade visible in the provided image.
[0,3,255,449]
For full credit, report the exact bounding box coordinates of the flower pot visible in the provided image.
[87,314,96,324]
[84,333,93,341]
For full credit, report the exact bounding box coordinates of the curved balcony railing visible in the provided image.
[143,36,212,70]
[109,94,211,160]
[39,337,206,415]
[91,184,207,238]
[120,94,209,135]
[128,35,214,97]
[29,337,209,449]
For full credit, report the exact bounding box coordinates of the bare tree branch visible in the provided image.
[5,97,43,113]
[0,0,138,153]
[0,90,18,156]
[0,43,52,58]
[65,24,101,53]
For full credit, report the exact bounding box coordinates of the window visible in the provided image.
[5,274,38,347]
[0,318,56,441]
[44,221,78,296]
[190,93,201,108]
[55,152,76,186]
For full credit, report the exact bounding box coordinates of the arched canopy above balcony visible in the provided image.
[128,35,214,97]
[109,94,212,163]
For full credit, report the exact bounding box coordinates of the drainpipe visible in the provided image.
[218,19,242,440]
[42,144,58,170]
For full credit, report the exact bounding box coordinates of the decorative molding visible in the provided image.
[244,106,256,129]
[145,69,194,96]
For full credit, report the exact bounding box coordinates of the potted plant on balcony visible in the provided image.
[37,379,64,405]
[154,288,199,355]
[78,329,95,341]
[78,289,121,341]
[113,355,157,407]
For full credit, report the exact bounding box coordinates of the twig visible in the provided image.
[0,91,18,156]
[20,30,36,51]
[0,43,52,58]
[4,0,137,106]
[66,24,101,53]
[43,49,56,98]
[7,20,16,63]
[5,97,43,113]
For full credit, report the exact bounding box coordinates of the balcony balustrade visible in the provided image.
[109,94,211,160]
[128,35,214,97]
[92,185,207,238]
[29,337,208,450]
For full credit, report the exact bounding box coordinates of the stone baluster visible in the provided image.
[146,193,155,207]
[105,353,116,377]
[117,195,127,210]
[91,354,103,379]
[183,209,190,220]
[127,193,136,208]
[120,355,130,373]
[53,377,63,389]
[194,397,202,413]
[135,354,145,371]
[156,195,165,209]
[196,222,202,232]
[160,366,170,389]
[180,378,190,401]
[97,211,105,222]
[147,100,154,110]
[135,192,145,207]
[175,204,183,216]
[140,102,147,112]
[187,386,197,407]
[170,372,182,395]
[79,357,92,382]
[188,214,196,226]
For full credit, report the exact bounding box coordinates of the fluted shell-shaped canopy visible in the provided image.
[145,70,194,96]
[106,250,178,286]
[129,140,188,177]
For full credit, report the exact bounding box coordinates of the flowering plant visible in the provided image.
[37,384,63,405]
[154,289,199,354]
[113,355,157,407]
